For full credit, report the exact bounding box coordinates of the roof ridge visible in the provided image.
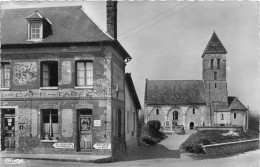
[2,6,82,11]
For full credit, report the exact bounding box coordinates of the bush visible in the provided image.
[147,120,167,140]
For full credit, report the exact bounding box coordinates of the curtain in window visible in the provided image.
[42,64,49,87]
[42,109,59,139]
[77,62,93,86]
[1,63,10,87]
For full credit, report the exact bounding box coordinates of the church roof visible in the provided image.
[145,80,206,105]
[228,96,247,111]
[202,32,227,57]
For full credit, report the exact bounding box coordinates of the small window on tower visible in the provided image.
[214,72,217,80]
[217,59,221,69]
[215,83,217,88]
[210,59,214,69]
[193,108,195,114]
[234,113,236,119]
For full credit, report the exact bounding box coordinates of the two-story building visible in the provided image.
[0,2,136,159]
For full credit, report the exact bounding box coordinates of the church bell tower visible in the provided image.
[202,32,229,121]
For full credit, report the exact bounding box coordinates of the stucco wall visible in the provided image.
[230,110,245,126]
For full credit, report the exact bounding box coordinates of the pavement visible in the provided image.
[0,153,112,163]
[0,133,190,163]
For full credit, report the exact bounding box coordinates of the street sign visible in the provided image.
[94,120,101,126]
[53,143,74,149]
[93,143,111,149]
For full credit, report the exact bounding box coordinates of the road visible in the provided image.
[1,149,259,167]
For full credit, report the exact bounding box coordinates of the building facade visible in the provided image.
[0,2,134,158]
[144,32,248,132]
[125,73,141,153]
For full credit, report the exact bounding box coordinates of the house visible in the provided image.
[144,32,248,132]
[125,73,141,153]
[0,1,134,159]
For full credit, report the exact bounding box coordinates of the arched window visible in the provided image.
[156,109,159,115]
[173,111,178,120]
[234,113,236,119]
[210,59,214,69]
[217,59,221,69]
[214,72,217,80]
[192,108,195,114]
[221,114,224,120]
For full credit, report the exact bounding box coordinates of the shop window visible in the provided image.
[156,108,159,115]
[42,109,59,140]
[1,63,10,88]
[117,109,121,138]
[76,61,93,86]
[234,113,236,119]
[41,61,58,87]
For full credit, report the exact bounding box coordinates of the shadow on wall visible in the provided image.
[119,144,180,161]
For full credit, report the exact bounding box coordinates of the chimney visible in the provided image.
[107,0,117,40]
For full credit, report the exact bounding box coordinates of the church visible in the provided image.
[144,32,248,132]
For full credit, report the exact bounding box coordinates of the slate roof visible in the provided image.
[202,32,227,57]
[1,6,113,44]
[125,73,141,110]
[228,96,247,110]
[145,80,206,105]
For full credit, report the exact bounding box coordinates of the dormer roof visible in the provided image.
[26,11,44,19]
[202,31,227,57]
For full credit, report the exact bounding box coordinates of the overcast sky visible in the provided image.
[2,1,259,113]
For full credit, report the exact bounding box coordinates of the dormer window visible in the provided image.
[30,22,42,39]
[26,11,52,41]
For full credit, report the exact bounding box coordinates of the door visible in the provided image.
[189,122,194,130]
[3,109,15,151]
[78,109,92,152]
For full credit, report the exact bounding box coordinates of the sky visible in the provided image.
[1,1,259,113]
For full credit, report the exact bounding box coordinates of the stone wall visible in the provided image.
[202,139,259,156]
[196,126,243,131]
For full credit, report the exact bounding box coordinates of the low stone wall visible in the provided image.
[202,139,259,156]
[196,126,243,131]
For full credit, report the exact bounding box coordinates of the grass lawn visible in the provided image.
[181,130,259,154]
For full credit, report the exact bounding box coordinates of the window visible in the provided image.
[215,83,217,88]
[217,59,221,69]
[193,108,195,114]
[234,113,236,119]
[210,59,214,69]
[221,114,224,120]
[156,109,159,115]
[173,111,178,120]
[76,61,93,86]
[214,72,217,80]
[117,109,121,138]
[132,112,135,136]
[1,63,10,88]
[30,22,42,39]
[41,61,58,87]
[42,109,59,140]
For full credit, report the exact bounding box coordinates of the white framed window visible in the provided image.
[28,21,42,40]
[41,61,58,87]
[76,61,93,86]
[42,109,59,140]
[1,63,10,88]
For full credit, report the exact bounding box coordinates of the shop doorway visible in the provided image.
[1,108,15,151]
[77,109,92,152]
